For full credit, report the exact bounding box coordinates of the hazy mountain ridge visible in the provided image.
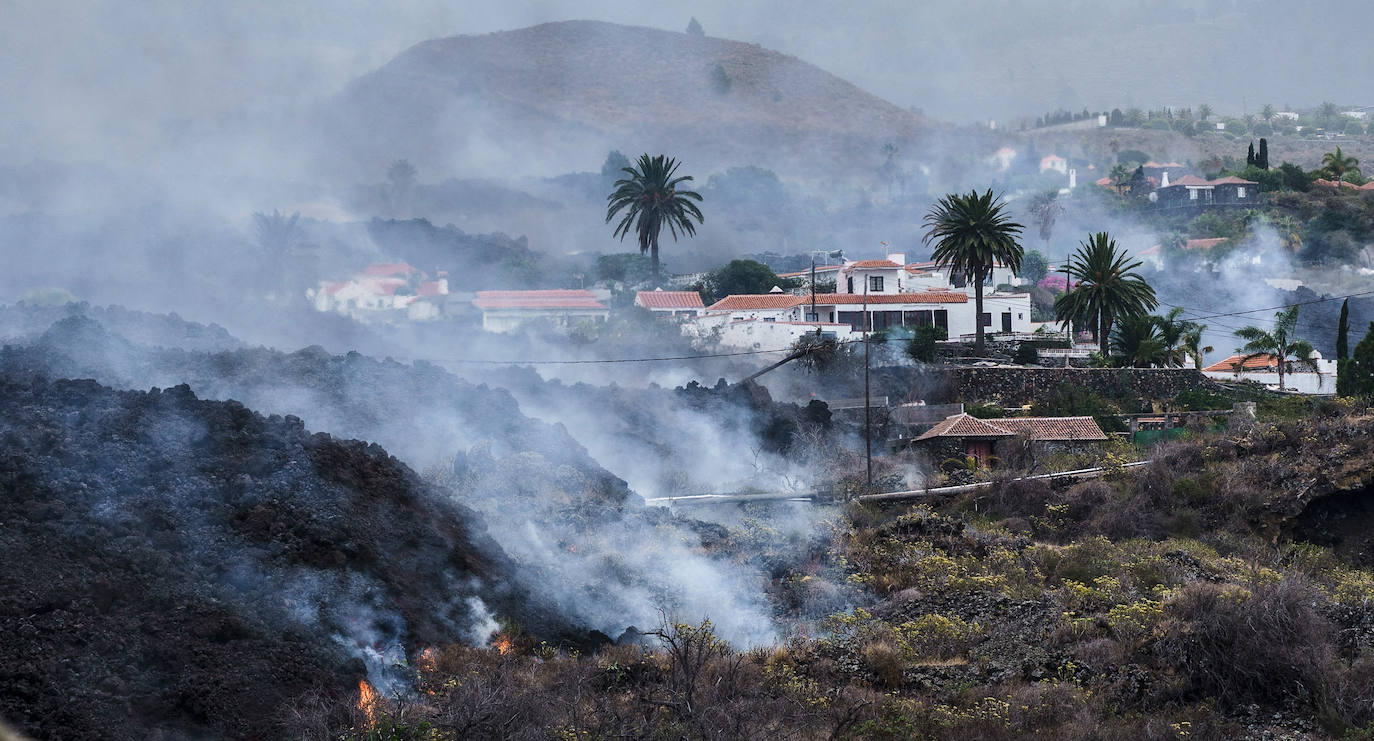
[324,20,929,179]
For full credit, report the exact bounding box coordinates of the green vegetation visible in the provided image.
[1054,232,1158,344]
[700,259,800,303]
[923,190,1025,353]
[904,324,947,363]
[606,154,705,285]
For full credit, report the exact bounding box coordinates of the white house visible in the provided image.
[1202,352,1337,395]
[472,290,610,333]
[699,290,1031,339]
[634,289,705,317]
[1040,154,1068,175]
[991,147,1018,171]
[837,254,909,294]
[309,262,450,323]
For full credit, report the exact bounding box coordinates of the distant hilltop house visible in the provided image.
[1152,175,1259,210]
[685,251,1033,351]
[309,262,450,322]
[1202,352,1336,395]
[912,412,1108,463]
[472,289,610,333]
[1039,154,1068,175]
[634,289,705,317]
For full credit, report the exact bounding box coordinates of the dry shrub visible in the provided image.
[1155,577,1336,708]
[1324,653,1374,731]
[989,475,1053,518]
[861,637,909,688]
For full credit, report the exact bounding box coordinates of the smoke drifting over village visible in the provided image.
[6,1,1374,738]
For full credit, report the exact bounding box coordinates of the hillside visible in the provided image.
[321,20,929,179]
[0,374,580,739]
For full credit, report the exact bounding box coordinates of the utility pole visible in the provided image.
[810,257,817,321]
[1063,260,1073,368]
[864,280,872,488]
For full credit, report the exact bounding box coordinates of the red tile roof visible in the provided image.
[417,281,447,297]
[364,262,418,277]
[1165,175,1258,188]
[847,259,904,269]
[635,290,705,309]
[916,413,1107,441]
[472,290,607,310]
[707,295,805,311]
[813,292,969,305]
[1202,353,1280,372]
[1169,175,1212,186]
[1183,238,1228,250]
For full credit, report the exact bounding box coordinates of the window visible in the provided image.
[869,276,884,292]
[934,310,948,331]
[981,312,993,327]
[846,276,854,293]
[1189,189,1198,200]
[1237,187,1246,198]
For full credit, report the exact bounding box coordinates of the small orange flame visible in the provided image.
[357,678,378,727]
[492,634,513,655]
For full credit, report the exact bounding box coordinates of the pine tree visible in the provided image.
[1337,298,1350,359]
[1257,138,1270,170]
[686,17,704,36]
[1247,142,1256,167]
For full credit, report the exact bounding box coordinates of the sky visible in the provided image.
[4,0,1371,165]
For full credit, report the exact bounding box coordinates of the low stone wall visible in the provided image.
[944,367,1225,404]
[870,366,1225,405]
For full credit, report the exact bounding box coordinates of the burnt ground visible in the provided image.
[0,374,581,740]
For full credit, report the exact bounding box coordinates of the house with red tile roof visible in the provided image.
[1154,175,1259,210]
[913,412,1107,462]
[1201,352,1337,394]
[473,290,609,332]
[308,263,450,322]
[634,289,705,317]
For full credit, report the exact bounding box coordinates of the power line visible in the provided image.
[422,337,865,366]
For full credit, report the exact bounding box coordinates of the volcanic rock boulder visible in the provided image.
[0,375,572,740]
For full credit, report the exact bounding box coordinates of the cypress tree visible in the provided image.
[1338,321,1374,397]
[1246,141,1256,167]
[1337,298,1350,359]
[1258,138,1270,169]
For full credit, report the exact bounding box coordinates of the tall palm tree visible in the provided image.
[1054,232,1158,345]
[1197,103,1213,122]
[923,189,1025,353]
[1111,316,1168,368]
[606,154,704,285]
[1027,190,1063,245]
[1235,305,1319,391]
[1321,147,1361,187]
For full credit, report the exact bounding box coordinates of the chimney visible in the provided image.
[1161,171,1170,187]
[886,252,906,265]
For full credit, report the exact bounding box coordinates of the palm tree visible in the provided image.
[1197,103,1213,122]
[606,154,704,285]
[1109,164,1132,195]
[1054,232,1158,345]
[1111,316,1168,368]
[1234,305,1319,391]
[1260,104,1275,124]
[1152,307,1197,367]
[1027,190,1063,245]
[923,190,1025,353]
[1321,147,1361,187]
[1182,328,1213,370]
